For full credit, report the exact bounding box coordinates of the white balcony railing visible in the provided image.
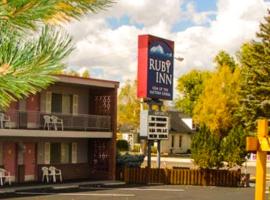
[0,110,111,131]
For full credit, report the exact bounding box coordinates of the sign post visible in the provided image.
[246,119,269,200]
[137,35,174,169]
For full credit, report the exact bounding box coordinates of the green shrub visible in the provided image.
[116,153,145,168]
[221,126,248,168]
[116,140,129,152]
[191,125,223,169]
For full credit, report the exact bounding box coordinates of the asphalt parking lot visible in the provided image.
[0,185,259,200]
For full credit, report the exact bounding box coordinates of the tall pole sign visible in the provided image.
[137,35,174,169]
[137,35,174,100]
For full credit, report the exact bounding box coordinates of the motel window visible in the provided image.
[179,135,182,148]
[171,135,174,148]
[50,143,61,164]
[52,94,62,113]
[50,142,72,164]
[62,95,72,114]
[61,143,72,164]
[51,93,72,114]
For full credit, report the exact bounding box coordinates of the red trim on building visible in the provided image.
[26,94,40,128]
[3,142,16,176]
[24,143,36,178]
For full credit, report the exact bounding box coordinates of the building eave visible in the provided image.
[54,74,120,89]
[0,129,112,138]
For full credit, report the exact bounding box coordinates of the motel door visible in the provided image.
[17,143,24,183]
[89,139,110,179]
[17,143,37,182]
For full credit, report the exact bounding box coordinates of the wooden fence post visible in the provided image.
[122,167,240,187]
[123,167,128,183]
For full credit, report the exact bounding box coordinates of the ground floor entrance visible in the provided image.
[17,142,36,183]
[0,138,115,184]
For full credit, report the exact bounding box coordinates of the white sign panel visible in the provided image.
[139,110,169,140]
[140,110,149,137]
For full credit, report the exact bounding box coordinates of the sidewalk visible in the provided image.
[146,157,270,166]
[0,180,125,194]
[145,157,193,163]
[246,160,270,167]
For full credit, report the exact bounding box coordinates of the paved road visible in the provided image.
[1,185,258,200]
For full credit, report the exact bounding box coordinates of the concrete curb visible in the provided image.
[0,180,125,194]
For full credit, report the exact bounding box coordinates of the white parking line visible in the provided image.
[79,186,185,192]
[57,193,135,197]
[16,192,135,197]
[120,188,185,192]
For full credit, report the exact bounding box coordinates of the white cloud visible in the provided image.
[184,1,216,25]
[173,0,269,78]
[64,0,270,88]
[105,0,184,27]
[210,0,267,47]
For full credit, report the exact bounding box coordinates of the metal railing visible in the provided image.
[1,110,111,131]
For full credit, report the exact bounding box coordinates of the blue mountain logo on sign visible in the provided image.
[147,41,174,100]
[150,45,173,58]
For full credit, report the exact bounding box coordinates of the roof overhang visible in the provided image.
[55,75,119,89]
[0,129,112,138]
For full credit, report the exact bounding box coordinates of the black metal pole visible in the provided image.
[147,140,151,168]
[157,140,160,168]
[147,101,153,169]
[157,103,162,169]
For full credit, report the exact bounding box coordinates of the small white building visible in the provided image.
[161,111,195,154]
[121,132,138,150]
[118,123,138,151]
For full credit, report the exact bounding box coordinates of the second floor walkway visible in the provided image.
[0,110,111,132]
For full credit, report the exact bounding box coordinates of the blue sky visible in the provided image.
[65,0,270,85]
[106,0,218,32]
[192,0,217,12]
[106,15,144,30]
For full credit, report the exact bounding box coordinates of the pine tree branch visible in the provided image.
[0,0,113,30]
[0,26,73,108]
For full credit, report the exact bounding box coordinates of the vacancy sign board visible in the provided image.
[137,35,174,100]
[140,110,169,140]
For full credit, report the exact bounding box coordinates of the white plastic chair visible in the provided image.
[43,115,52,130]
[0,168,11,186]
[0,113,11,129]
[51,116,63,131]
[41,167,49,183]
[49,166,62,183]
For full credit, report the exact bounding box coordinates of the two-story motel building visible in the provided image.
[0,74,119,183]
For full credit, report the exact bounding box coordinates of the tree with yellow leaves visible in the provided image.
[193,65,241,136]
[118,80,140,132]
[175,69,211,116]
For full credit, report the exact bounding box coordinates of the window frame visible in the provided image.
[179,135,182,148]
[50,142,74,164]
[51,93,62,113]
[50,142,61,164]
[171,135,174,148]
